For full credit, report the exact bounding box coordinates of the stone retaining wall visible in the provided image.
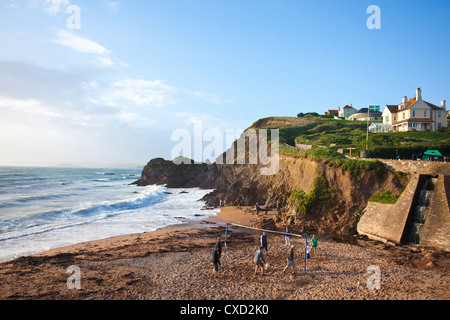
[421,175,450,251]
[357,174,450,251]
[357,175,420,244]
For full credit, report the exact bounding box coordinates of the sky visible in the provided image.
[0,0,449,167]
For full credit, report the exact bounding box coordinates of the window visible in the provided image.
[412,110,415,118]
[438,111,442,119]
[430,111,433,119]
[424,110,427,118]
[403,112,406,119]
[438,123,442,129]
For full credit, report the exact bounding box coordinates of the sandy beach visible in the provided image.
[0,206,448,301]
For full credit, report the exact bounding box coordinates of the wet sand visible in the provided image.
[0,206,448,300]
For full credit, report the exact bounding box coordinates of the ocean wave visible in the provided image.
[68,186,167,218]
[0,185,168,242]
[93,178,111,182]
[0,193,71,209]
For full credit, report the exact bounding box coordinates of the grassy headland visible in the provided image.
[249,115,449,164]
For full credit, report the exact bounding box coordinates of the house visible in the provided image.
[324,109,339,116]
[338,105,357,119]
[382,88,447,132]
[348,108,382,121]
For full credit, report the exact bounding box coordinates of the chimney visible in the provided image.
[402,96,407,103]
[442,100,446,110]
[416,88,422,101]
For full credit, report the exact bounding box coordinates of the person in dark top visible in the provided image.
[211,246,221,277]
[282,245,296,275]
[215,237,222,259]
[253,245,266,276]
[260,232,268,254]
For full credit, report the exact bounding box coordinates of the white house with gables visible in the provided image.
[382,88,447,132]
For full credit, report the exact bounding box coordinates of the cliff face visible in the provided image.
[206,155,408,234]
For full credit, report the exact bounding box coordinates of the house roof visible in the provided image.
[385,105,398,114]
[424,101,443,110]
[327,110,339,114]
[386,97,444,113]
[343,105,355,109]
[404,97,418,110]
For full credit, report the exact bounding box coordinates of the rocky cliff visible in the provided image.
[206,155,408,235]
[132,157,221,189]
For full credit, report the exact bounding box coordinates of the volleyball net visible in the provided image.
[223,222,309,271]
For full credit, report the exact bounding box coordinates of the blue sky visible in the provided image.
[0,0,449,166]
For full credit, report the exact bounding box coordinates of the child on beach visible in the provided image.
[284,227,291,247]
[305,244,312,259]
[253,245,266,276]
[255,203,260,216]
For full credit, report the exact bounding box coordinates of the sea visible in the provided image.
[0,166,220,262]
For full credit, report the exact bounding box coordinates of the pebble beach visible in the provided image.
[0,206,448,300]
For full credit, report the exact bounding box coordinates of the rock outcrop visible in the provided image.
[132,157,221,189]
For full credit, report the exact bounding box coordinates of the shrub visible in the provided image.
[368,191,400,204]
[289,171,333,215]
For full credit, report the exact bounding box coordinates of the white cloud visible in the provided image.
[1,0,20,9]
[41,0,70,15]
[0,96,64,119]
[174,112,244,134]
[11,0,72,16]
[1,0,119,16]
[53,30,110,55]
[51,30,115,67]
[115,111,156,128]
[91,55,115,67]
[104,0,118,12]
[190,90,236,105]
[85,77,236,109]
[101,78,178,107]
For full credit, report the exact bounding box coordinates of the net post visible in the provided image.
[224,223,228,255]
[304,233,307,272]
